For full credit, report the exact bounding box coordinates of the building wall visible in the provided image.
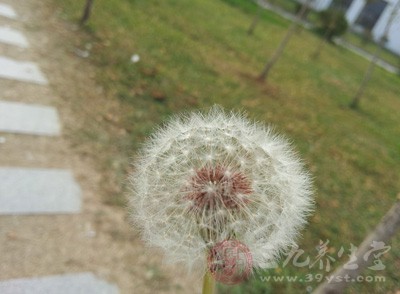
[313,0,332,10]
[346,0,366,24]
[302,0,400,55]
[371,0,400,55]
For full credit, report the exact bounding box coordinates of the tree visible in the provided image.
[258,0,313,81]
[317,8,348,42]
[80,0,94,26]
[311,8,348,59]
[313,197,400,294]
[350,0,400,109]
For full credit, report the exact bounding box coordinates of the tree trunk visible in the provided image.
[247,8,262,36]
[310,27,332,60]
[80,0,94,26]
[311,11,339,60]
[349,44,382,109]
[313,197,400,294]
[258,0,311,81]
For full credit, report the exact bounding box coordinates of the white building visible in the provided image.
[303,0,400,55]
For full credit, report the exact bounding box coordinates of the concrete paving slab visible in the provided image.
[0,272,119,294]
[0,56,48,85]
[0,3,17,20]
[0,101,61,136]
[0,26,29,48]
[0,167,81,215]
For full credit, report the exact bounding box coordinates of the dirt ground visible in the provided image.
[0,0,200,293]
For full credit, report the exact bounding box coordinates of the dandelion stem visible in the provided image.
[202,269,215,294]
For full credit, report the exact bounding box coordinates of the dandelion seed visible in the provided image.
[130,54,140,63]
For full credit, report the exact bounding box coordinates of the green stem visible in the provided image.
[202,270,215,294]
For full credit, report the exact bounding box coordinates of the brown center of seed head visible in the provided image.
[185,164,252,212]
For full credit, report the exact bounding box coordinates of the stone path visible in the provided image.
[0,2,118,292]
[0,56,48,85]
[0,272,119,294]
[0,101,61,136]
[0,168,81,214]
[0,26,29,48]
[0,3,17,20]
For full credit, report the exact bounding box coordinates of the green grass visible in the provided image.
[55,0,400,292]
[343,31,400,69]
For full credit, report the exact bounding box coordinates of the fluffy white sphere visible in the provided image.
[129,106,313,278]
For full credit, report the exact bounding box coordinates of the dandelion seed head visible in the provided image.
[129,106,313,279]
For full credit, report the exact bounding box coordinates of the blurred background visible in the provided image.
[0,0,399,293]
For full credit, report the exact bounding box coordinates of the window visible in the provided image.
[355,0,388,30]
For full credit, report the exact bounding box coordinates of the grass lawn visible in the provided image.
[54,0,400,292]
[342,31,400,69]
